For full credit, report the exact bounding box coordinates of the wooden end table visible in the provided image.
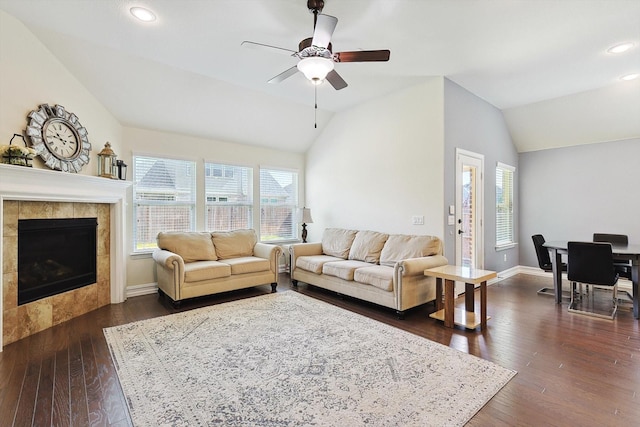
[424,265,497,330]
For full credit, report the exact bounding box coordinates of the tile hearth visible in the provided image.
[3,201,111,345]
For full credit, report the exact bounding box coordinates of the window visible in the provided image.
[260,168,298,241]
[133,156,196,252]
[205,163,253,231]
[496,162,515,248]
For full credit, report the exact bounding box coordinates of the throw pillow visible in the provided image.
[211,229,257,259]
[348,230,389,263]
[379,234,441,267]
[157,232,217,263]
[321,228,358,259]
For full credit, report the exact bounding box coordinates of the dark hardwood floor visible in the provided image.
[1,273,639,426]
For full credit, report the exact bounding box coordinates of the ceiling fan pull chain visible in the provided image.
[314,85,318,129]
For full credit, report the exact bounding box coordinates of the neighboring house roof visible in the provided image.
[260,171,290,199]
[139,160,176,189]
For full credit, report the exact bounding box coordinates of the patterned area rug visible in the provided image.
[104,291,516,426]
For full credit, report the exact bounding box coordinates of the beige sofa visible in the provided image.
[152,229,282,306]
[291,228,448,318]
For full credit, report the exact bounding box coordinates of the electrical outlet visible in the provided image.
[503,254,507,262]
[412,215,424,225]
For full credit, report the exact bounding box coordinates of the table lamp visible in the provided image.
[299,207,313,243]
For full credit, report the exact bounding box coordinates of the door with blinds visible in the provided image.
[455,149,484,280]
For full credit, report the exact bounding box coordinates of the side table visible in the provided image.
[424,265,497,330]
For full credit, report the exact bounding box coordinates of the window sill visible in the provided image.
[130,251,154,259]
[495,243,518,251]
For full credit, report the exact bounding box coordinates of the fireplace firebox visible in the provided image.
[18,217,98,305]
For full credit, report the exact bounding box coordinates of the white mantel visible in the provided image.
[0,163,131,350]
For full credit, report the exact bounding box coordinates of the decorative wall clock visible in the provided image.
[25,103,91,173]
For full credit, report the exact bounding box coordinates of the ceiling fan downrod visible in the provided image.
[308,0,324,28]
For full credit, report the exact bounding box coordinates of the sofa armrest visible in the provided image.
[153,249,184,270]
[397,255,449,276]
[290,242,323,274]
[152,249,185,300]
[254,243,282,274]
[290,242,323,257]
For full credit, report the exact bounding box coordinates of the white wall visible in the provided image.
[443,79,519,271]
[0,10,122,173]
[519,137,640,268]
[305,79,445,241]
[122,126,305,287]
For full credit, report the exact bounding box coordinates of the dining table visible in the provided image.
[544,241,640,319]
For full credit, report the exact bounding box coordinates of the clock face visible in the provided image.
[25,104,92,173]
[43,118,80,160]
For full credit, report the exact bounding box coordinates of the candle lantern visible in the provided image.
[97,142,118,179]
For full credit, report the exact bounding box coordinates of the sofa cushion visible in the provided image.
[157,232,217,263]
[184,261,231,282]
[379,234,441,267]
[321,228,358,259]
[222,257,271,275]
[296,255,345,274]
[354,265,394,292]
[211,229,257,260]
[348,230,389,263]
[322,260,373,281]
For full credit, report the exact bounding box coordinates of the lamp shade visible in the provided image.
[299,207,313,224]
[297,57,334,84]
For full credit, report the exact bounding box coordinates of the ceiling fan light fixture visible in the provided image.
[297,57,334,84]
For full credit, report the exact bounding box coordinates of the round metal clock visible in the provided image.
[25,104,91,173]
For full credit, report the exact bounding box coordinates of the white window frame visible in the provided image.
[495,162,516,250]
[132,155,196,253]
[259,167,299,243]
[204,162,253,232]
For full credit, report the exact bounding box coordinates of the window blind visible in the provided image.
[133,156,196,252]
[259,168,298,241]
[205,163,253,231]
[496,162,515,247]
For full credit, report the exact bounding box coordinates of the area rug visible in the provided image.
[104,291,516,426]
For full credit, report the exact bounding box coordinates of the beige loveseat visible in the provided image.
[291,228,448,318]
[152,229,282,306]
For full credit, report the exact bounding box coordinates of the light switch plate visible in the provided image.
[448,215,455,225]
[412,215,424,225]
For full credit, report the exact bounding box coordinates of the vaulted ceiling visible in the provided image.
[1,0,638,153]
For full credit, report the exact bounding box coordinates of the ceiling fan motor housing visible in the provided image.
[298,37,333,58]
[307,0,324,13]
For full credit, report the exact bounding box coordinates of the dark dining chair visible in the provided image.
[567,241,619,319]
[532,234,568,298]
[593,233,632,280]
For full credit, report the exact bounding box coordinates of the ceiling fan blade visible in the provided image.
[334,50,391,62]
[311,14,338,49]
[268,66,299,84]
[241,41,297,56]
[326,70,348,90]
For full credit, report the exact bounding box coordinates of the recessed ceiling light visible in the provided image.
[130,7,156,22]
[620,73,639,81]
[607,42,635,54]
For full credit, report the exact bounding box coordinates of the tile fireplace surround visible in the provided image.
[0,164,130,350]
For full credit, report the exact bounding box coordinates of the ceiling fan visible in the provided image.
[242,0,390,90]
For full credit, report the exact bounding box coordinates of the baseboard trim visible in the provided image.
[126,282,158,298]
[506,266,632,292]
[122,266,633,298]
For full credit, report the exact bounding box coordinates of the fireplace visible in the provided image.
[1,164,130,350]
[18,218,98,305]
